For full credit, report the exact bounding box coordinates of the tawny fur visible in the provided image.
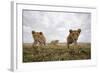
[67,29,81,48]
[32,31,46,46]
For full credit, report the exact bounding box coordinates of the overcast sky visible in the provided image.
[22,10,91,43]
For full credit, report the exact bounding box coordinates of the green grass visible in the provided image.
[23,43,91,62]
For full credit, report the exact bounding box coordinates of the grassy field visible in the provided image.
[23,43,91,62]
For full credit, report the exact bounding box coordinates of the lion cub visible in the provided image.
[67,29,81,48]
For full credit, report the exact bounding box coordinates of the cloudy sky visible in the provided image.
[22,10,91,43]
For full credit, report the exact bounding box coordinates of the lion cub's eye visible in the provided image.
[72,33,74,36]
[76,32,79,36]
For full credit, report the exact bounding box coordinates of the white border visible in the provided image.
[11,1,97,72]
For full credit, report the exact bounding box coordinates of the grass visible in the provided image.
[23,43,91,62]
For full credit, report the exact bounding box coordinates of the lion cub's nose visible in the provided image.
[74,38,77,41]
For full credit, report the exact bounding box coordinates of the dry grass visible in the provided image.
[23,43,91,62]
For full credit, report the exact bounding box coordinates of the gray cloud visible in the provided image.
[22,10,91,43]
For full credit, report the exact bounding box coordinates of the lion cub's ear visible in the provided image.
[32,31,35,34]
[69,29,73,33]
[39,32,43,35]
[77,29,81,33]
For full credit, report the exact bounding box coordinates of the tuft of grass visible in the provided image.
[23,43,91,62]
